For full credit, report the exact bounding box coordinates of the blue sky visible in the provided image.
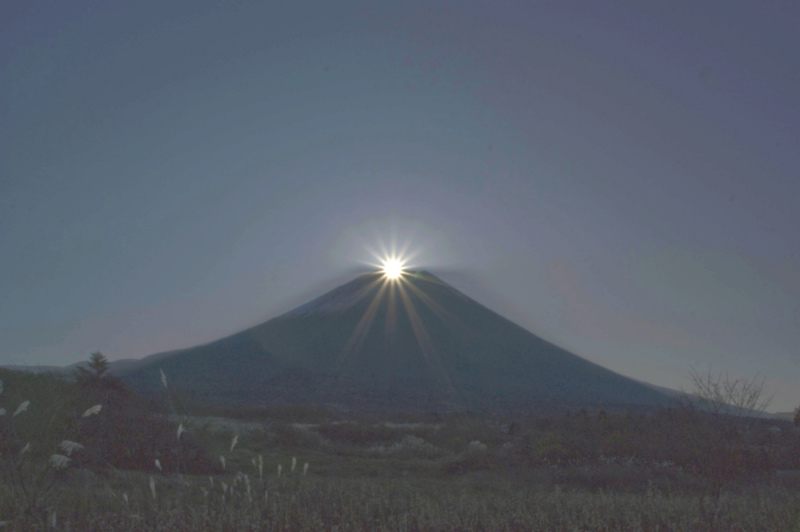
[2,1,799,410]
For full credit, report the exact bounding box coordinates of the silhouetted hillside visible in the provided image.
[119,271,673,412]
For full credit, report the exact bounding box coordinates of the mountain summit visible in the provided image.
[119,271,671,412]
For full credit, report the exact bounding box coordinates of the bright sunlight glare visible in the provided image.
[382,259,404,279]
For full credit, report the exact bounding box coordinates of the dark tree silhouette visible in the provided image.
[72,352,110,384]
[70,353,217,473]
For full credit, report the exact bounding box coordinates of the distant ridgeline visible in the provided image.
[116,271,673,413]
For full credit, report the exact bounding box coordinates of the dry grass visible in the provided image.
[3,366,800,530]
[2,468,800,531]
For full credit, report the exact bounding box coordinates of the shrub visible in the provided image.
[441,451,493,475]
[271,422,322,450]
[429,413,501,452]
[0,370,102,523]
[70,356,218,474]
[316,422,400,447]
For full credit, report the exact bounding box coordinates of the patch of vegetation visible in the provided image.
[3,357,800,530]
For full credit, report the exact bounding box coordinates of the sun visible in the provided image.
[382,258,405,279]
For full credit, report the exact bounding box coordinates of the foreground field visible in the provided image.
[2,367,800,530]
[4,411,800,531]
[3,465,800,530]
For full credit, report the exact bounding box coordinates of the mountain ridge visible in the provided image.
[114,270,675,412]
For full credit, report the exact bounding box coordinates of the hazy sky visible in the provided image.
[3,1,799,411]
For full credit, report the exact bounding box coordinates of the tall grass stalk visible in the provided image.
[0,374,102,525]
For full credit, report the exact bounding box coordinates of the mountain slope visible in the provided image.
[119,271,672,411]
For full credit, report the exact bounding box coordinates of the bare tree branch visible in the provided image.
[684,365,773,418]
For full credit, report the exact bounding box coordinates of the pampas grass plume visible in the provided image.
[60,440,84,456]
[50,454,70,470]
[13,400,30,417]
[82,404,102,417]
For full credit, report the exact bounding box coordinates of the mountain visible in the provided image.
[118,270,673,412]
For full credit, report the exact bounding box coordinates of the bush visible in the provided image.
[0,369,102,521]
[429,413,501,452]
[316,422,400,447]
[441,452,493,475]
[271,422,322,450]
[70,356,218,474]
